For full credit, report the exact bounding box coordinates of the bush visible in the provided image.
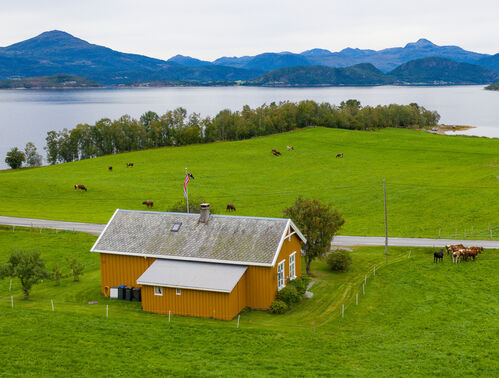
[167,197,216,214]
[5,147,25,169]
[288,276,310,295]
[276,285,301,305]
[327,249,352,272]
[269,300,288,314]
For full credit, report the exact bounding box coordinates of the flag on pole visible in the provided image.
[183,174,190,199]
[183,172,194,198]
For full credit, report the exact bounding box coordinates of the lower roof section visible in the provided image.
[136,259,247,293]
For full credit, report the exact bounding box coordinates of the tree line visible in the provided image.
[44,99,440,164]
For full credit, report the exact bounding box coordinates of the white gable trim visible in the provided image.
[90,208,120,252]
[270,219,307,267]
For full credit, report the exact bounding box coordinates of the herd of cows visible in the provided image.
[434,244,484,264]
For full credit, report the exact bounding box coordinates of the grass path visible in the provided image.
[1,127,498,238]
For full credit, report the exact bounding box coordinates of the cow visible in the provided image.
[445,244,465,256]
[142,200,154,208]
[287,145,294,151]
[108,166,112,171]
[272,149,281,156]
[336,153,343,158]
[469,246,483,254]
[74,184,87,191]
[127,163,134,167]
[226,204,236,212]
[463,249,479,261]
[433,249,444,263]
[452,250,464,264]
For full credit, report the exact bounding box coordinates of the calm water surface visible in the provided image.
[0,85,498,168]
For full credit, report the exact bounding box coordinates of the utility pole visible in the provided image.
[383,179,388,264]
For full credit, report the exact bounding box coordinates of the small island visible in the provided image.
[0,74,101,89]
[485,82,499,90]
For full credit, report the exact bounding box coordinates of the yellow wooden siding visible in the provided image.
[245,233,302,309]
[98,232,302,316]
[99,253,155,295]
[141,274,247,320]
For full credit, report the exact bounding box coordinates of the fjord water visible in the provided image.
[0,85,498,168]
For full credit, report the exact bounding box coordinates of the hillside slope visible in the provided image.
[246,64,391,86]
[0,74,101,89]
[0,127,497,238]
[389,57,499,84]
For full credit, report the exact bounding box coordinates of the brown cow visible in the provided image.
[336,153,343,158]
[108,166,112,171]
[469,246,483,254]
[272,149,281,156]
[226,204,236,212]
[142,201,154,208]
[127,163,134,167]
[74,184,87,192]
[445,244,465,255]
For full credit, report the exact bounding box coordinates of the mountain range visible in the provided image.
[0,30,498,86]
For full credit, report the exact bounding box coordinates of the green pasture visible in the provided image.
[0,127,498,238]
[0,227,498,376]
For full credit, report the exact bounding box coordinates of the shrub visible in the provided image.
[5,147,25,169]
[66,257,85,281]
[269,300,288,314]
[288,276,310,295]
[327,249,352,272]
[276,285,301,305]
[52,264,63,286]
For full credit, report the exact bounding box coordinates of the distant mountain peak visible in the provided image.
[404,38,436,49]
[300,48,332,56]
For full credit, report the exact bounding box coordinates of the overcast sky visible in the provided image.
[1,0,498,60]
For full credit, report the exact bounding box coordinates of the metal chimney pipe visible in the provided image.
[199,203,210,223]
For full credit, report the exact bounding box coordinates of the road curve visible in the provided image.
[1,216,498,248]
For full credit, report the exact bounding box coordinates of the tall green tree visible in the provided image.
[24,142,43,167]
[0,250,49,299]
[5,147,25,169]
[284,197,345,274]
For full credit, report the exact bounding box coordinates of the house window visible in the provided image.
[176,288,181,296]
[154,286,163,296]
[289,252,296,280]
[170,222,182,232]
[277,260,285,290]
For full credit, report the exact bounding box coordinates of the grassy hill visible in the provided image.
[0,74,101,89]
[0,227,497,375]
[0,127,498,239]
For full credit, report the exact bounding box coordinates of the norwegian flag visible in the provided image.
[183,173,194,198]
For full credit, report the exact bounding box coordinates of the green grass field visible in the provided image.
[0,127,498,238]
[0,227,498,376]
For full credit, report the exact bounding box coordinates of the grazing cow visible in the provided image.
[336,153,343,158]
[469,246,483,254]
[445,244,465,255]
[286,145,294,151]
[226,204,236,212]
[142,200,154,208]
[74,184,87,192]
[272,149,281,156]
[127,163,134,167]
[108,166,112,171]
[463,249,479,261]
[433,249,444,263]
[452,250,464,264]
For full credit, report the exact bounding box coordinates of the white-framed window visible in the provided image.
[154,286,163,296]
[277,260,285,290]
[176,288,181,296]
[289,252,296,280]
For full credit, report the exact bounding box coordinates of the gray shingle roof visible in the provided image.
[91,209,305,266]
[137,259,247,292]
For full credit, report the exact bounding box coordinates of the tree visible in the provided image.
[283,197,344,274]
[0,250,49,299]
[24,142,42,167]
[5,147,26,169]
[66,257,85,282]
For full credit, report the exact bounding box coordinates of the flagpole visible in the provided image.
[185,167,189,213]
